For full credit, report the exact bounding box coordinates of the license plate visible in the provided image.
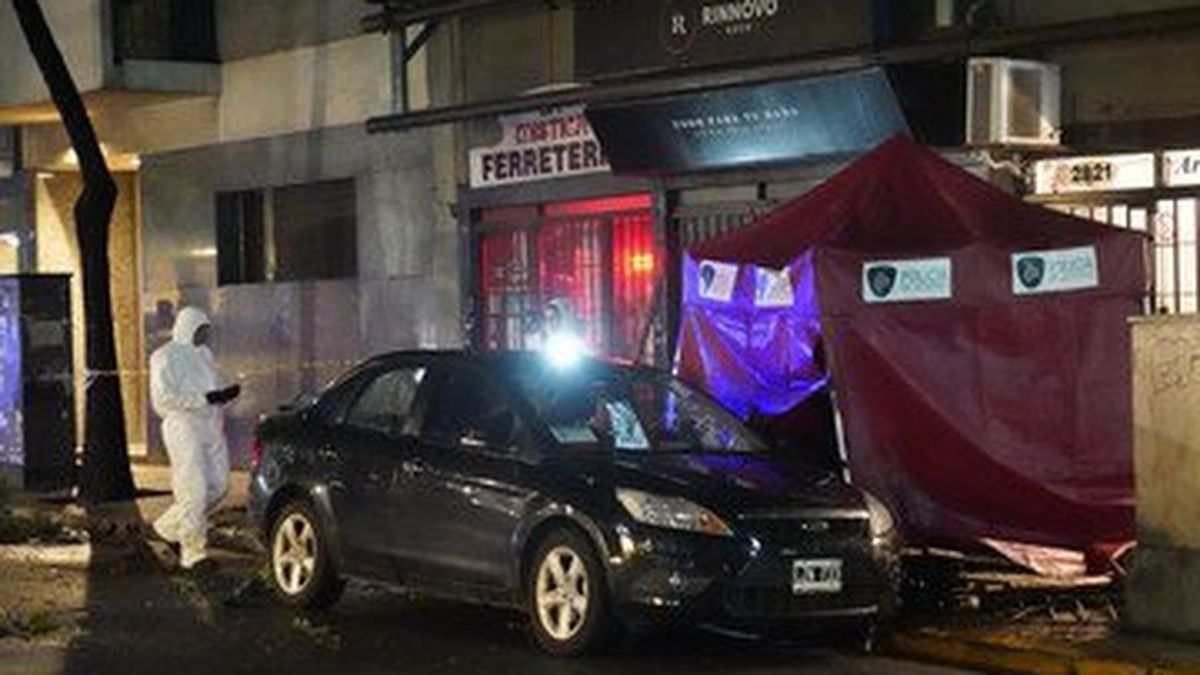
[792,558,843,594]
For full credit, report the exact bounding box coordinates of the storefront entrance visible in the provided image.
[476,193,662,363]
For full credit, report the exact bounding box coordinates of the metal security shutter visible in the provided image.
[673,200,773,249]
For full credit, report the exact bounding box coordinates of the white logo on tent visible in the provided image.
[1012,246,1098,295]
[755,267,794,307]
[862,258,952,303]
[697,260,738,302]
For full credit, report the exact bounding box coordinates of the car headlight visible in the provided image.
[863,492,897,542]
[616,488,733,537]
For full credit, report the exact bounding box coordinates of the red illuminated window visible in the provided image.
[538,217,607,351]
[611,212,658,359]
[477,194,661,363]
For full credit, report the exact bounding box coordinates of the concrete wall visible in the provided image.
[0,0,106,107]
[217,34,393,143]
[216,0,366,61]
[20,29,409,165]
[1049,34,1200,127]
[462,4,573,103]
[456,4,573,160]
[1128,315,1200,639]
[139,123,460,463]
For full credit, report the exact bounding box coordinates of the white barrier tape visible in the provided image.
[75,359,366,385]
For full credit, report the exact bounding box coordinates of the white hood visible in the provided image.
[171,307,210,346]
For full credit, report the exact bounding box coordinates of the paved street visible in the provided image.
[0,547,969,675]
[1,0,1196,673]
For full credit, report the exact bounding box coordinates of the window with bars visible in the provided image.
[1047,197,1199,313]
[672,204,772,249]
[477,194,661,363]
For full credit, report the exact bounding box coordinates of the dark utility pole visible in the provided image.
[11,0,136,502]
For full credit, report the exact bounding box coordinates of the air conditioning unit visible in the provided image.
[966,57,1061,147]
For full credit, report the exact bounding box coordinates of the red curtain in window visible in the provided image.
[611,212,660,361]
[478,193,659,362]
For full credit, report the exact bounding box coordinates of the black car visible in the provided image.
[248,350,899,655]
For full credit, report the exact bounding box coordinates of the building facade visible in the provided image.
[1,0,1199,464]
[409,0,1200,368]
[0,0,459,463]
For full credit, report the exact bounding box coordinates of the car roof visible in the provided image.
[360,349,650,375]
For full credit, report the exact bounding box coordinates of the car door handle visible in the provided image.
[446,480,478,496]
[401,460,425,477]
[459,435,487,450]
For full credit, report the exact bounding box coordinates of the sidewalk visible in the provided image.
[125,463,251,523]
[0,464,263,673]
[886,606,1200,674]
[0,464,255,571]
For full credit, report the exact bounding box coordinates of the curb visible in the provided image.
[887,631,1200,675]
[888,632,1074,674]
[0,543,92,569]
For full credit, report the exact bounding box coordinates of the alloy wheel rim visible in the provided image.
[535,545,589,642]
[273,513,317,595]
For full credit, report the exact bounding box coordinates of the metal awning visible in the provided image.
[585,68,908,175]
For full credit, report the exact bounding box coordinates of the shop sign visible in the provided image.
[697,260,738,302]
[1012,246,1098,296]
[1164,149,1200,188]
[575,0,870,79]
[469,106,609,189]
[1032,153,1155,195]
[587,69,906,174]
[754,267,793,307]
[862,258,952,304]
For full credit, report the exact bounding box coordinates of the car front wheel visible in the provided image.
[268,500,344,609]
[527,528,613,656]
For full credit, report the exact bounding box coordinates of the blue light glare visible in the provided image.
[544,331,586,369]
[676,253,828,419]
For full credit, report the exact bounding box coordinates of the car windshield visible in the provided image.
[506,359,766,454]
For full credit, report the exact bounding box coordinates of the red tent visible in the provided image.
[678,136,1146,566]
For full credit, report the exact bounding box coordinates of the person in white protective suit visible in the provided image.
[148,307,240,571]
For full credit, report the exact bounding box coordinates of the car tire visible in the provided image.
[268,500,345,610]
[526,528,613,656]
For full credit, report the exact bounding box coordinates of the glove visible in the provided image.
[205,384,241,405]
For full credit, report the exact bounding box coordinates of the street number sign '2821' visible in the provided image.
[862,257,952,303]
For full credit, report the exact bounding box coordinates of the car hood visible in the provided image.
[610,452,866,516]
